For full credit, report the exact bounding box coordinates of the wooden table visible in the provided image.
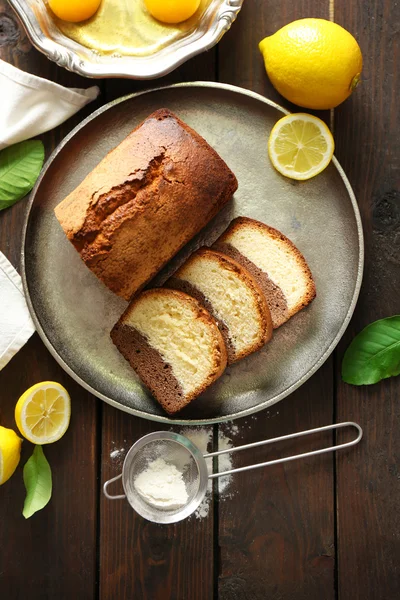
[1,1,399,598]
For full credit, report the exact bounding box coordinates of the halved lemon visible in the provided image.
[15,382,71,444]
[268,113,335,180]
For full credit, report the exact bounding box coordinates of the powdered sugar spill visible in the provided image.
[109,425,240,520]
[177,427,213,520]
[217,422,241,498]
[216,432,234,496]
[110,446,126,469]
[180,428,213,459]
[224,423,239,436]
[175,423,239,520]
[110,448,125,460]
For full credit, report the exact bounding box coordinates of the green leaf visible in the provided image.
[0,140,45,210]
[22,445,52,519]
[342,315,400,385]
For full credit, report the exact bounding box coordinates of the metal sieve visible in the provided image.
[103,422,363,524]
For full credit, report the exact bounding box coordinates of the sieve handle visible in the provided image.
[103,474,126,500]
[205,421,363,479]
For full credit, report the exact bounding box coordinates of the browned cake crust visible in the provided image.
[215,217,316,323]
[55,109,238,301]
[111,289,228,415]
[167,248,273,363]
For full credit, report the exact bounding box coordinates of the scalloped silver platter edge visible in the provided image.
[8,0,243,79]
[21,82,364,425]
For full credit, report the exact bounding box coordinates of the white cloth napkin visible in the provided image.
[0,59,100,150]
[0,60,99,367]
[0,252,35,371]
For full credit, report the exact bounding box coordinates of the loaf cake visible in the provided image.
[213,217,316,328]
[54,109,238,301]
[167,248,273,363]
[111,289,227,414]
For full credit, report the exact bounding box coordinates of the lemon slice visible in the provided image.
[0,426,22,485]
[268,114,335,180]
[15,382,71,444]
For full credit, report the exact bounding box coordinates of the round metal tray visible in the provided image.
[8,0,243,79]
[21,82,364,424]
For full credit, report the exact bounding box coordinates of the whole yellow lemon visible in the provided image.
[144,0,201,24]
[49,0,102,23]
[0,425,22,485]
[259,19,363,110]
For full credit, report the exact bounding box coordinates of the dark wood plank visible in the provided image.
[100,412,215,600]
[217,367,335,600]
[104,50,217,101]
[217,1,336,598]
[0,338,99,600]
[2,1,397,599]
[334,1,400,598]
[0,3,103,597]
[99,45,217,600]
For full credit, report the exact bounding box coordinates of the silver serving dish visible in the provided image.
[21,82,363,425]
[8,0,243,79]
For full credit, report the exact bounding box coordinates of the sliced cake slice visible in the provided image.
[213,217,316,329]
[111,289,227,415]
[166,248,273,364]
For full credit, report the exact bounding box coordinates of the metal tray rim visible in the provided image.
[21,81,364,425]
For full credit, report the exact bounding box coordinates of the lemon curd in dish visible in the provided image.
[49,0,214,57]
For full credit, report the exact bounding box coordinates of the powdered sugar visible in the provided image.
[110,448,125,459]
[216,432,234,496]
[176,423,239,519]
[108,423,240,520]
[133,457,188,509]
[109,445,126,469]
[178,427,213,519]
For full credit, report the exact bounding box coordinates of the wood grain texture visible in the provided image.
[0,339,99,600]
[99,410,215,600]
[217,1,336,599]
[334,0,400,598]
[104,50,217,102]
[217,366,335,600]
[0,2,102,597]
[0,0,399,599]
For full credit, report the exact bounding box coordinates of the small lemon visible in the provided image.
[15,382,71,445]
[144,0,201,24]
[268,114,335,181]
[259,19,363,110]
[0,426,22,485]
